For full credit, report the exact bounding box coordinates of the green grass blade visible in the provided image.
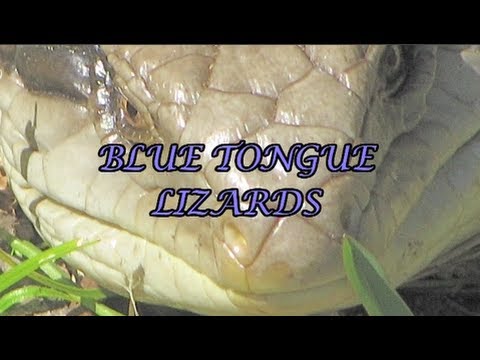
[24,271,106,301]
[342,234,413,316]
[0,285,78,314]
[0,247,106,300]
[0,284,123,316]
[0,229,123,316]
[85,300,125,316]
[0,240,91,294]
[10,239,69,281]
[0,247,123,315]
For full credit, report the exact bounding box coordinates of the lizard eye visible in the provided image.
[91,53,157,145]
[126,100,138,118]
[119,97,144,128]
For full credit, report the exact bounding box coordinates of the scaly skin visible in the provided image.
[0,45,479,315]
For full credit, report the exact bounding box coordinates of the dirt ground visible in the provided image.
[1,168,480,316]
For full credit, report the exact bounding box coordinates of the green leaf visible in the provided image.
[342,234,413,316]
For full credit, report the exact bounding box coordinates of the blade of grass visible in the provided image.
[0,247,123,316]
[10,239,68,280]
[0,285,78,313]
[0,284,124,316]
[0,229,124,316]
[80,299,125,316]
[0,247,106,300]
[0,240,94,293]
[342,234,413,316]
